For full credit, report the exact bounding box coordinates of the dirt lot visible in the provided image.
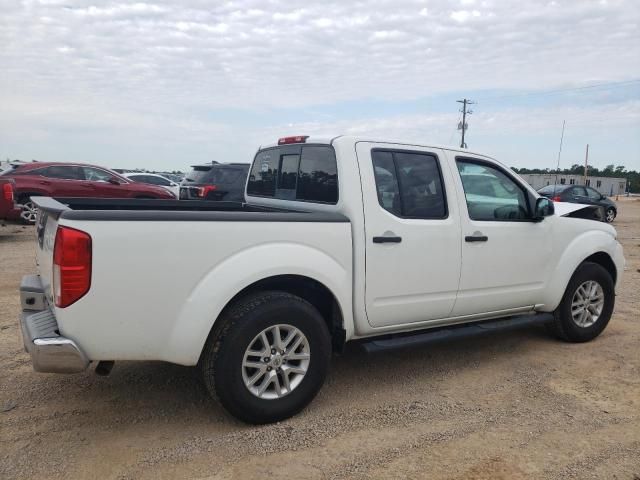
[1,200,639,480]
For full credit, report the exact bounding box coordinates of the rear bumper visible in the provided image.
[19,274,89,373]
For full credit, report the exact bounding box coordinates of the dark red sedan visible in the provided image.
[1,162,175,223]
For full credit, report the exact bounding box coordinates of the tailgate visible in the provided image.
[32,196,79,303]
[33,201,61,305]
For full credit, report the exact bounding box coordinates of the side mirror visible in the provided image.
[108,178,121,185]
[534,197,554,221]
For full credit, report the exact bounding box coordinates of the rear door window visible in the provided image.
[247,145,338,204]
[44,166,85,180]
[371,150,447,219]
[572,186,587,198]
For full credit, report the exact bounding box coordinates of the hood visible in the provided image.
[554,202,616,237]
[553,202,596,217]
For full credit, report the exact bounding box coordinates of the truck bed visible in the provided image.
[29,195,353,366]
[32,196,349,222]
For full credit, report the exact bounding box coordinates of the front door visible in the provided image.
[451,155,553,316]
[357,142,462,328]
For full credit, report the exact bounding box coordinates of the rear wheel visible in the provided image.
[605,207,616,223]
[18,196,38,224]
[200,291,331,424]
[547,262,614,342]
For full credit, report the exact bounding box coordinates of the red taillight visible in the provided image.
[2,183,13,202]
[197,185,217,197]
[53,226,92,308]
[278,135,309,145]
[552,196,562,202]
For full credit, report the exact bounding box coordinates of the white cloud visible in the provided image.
[0,0,638,169]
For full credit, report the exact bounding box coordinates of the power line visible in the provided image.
[476,79,640,103]
[456,99,474,148]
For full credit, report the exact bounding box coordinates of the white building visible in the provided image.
[520,174,627,196]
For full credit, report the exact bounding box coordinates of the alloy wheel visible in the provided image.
[20,201,37,224]
[571,280,605,328]
[242,324,310,400]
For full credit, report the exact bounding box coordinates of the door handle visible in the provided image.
[465,235,488,242]
[373,236,402,244]
[39,180,51,185]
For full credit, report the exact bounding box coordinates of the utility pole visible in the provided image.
[584,144,589,185]
[457,99,474,148]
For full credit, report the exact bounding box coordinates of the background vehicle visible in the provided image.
[180,162,249,201]
[2,162,175,223]
[123,172,180,198]
[19,136,624,424]
[0,178,20,223]
[538,184,617,223]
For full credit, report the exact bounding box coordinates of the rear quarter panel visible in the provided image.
[52,219,353,365]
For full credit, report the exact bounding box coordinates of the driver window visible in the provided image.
[83,167,114,182]
[456,159,529,221]
[371,150,447,219]
[586,187,601,200]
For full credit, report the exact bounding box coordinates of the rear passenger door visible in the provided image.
[357,143,462,328]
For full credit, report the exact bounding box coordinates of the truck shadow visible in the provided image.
[13,324,555,431]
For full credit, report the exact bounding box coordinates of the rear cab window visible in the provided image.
[247,144,338,204]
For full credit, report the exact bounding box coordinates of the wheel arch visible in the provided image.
[165,240,353,366]
[582,251,617,285]
[202,275,346,361]
[542,235,618,312]
[16,191,47,203]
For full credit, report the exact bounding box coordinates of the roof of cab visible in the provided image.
[258,135,495,160]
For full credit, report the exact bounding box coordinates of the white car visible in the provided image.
[122,172,180,198]
[19,135,624,424]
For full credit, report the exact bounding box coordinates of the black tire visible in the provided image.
[547,262,614,342]
[200,291,331,424]
[605,207,616,223]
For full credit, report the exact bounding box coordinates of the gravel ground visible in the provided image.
[1,200,639,480]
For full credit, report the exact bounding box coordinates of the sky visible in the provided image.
[1,0,639,172]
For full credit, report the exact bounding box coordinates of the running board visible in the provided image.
[361,313,554,353]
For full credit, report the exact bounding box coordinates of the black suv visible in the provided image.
[538,184,617,223]
[180,162,250,202]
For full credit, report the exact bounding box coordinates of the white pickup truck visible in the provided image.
[20,135,624,423]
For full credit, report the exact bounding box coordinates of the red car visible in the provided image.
[1,162,175,223]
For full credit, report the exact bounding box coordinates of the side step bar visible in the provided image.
[361,313,554,353]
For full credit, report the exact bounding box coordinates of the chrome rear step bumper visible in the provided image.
[19,275,89,373]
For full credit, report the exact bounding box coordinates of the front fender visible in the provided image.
[539,229,620,312]
[165,242,352,365]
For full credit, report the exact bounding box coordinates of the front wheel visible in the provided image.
[200,291,331,424]
[605,207,616,223]
[547,262,615,342]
